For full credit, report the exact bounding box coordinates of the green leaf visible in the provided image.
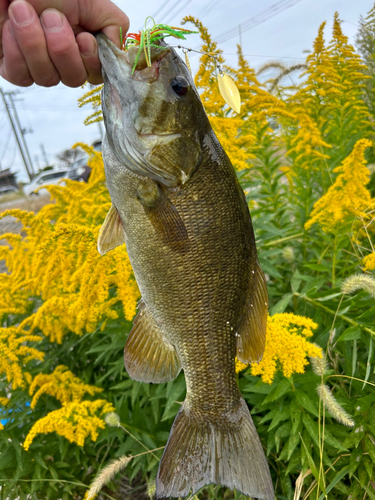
[365,436,375,463]
[295,390,319,417]
[271,293,293,315]
[262,379,291,404]
[317,465,350,500]
[300,433,326,495]
[349,447,363,477]
[364,336,373,389]
[363,485,375,500]
[287,431,301,461]
[363,455,373,481]
[303,413,346,451]
[336,326,361,342]
[290,399,302,434]
[304,263,330,272]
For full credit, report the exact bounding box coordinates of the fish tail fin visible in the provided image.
[155,398,274,499]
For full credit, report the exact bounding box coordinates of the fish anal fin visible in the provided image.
[124,300,181,383]
[156,399,274,499]
[137,181,189,252]
[97,204,126,255]
[237,261,268,364]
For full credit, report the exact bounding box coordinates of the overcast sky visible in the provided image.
[0,0,373,183]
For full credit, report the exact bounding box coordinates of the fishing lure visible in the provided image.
[120,18,241,114]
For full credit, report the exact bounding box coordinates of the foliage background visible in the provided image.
[1,6,375,500]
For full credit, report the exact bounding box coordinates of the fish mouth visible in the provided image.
[96,33,170,81]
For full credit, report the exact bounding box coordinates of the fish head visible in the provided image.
[96,33,209,187]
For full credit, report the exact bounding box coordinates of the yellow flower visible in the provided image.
[305,139,374,233]
[29,365,103,409]
[250,313,322,384]
[23,399,115,451]
[0,145,140,343]
[363,252,375,272]
[0,327,43,390]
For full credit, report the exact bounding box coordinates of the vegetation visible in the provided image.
[1,7,375,500]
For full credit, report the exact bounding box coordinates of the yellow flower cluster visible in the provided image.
[305,139,374,232]
[249,313,322,384]
[0,327,44,390]
[29,365,103,409]
[363,252,375,272]
[23,399,114,451]
[0,145,140,343]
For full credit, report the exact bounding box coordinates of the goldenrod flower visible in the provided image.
[23,399,114,451]
[0,327,43,390]
[305,139,374,233]
[29,365,103,409]
[363,252,375,272]
[250,313,322,384]
[0,146,140,343]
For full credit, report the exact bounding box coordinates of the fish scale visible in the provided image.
[96,33,274,500]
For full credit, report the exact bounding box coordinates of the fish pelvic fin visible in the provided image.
[97,204,126,255]
[124,300,181,383]
[237,260,268,363]
[156,398,274,500]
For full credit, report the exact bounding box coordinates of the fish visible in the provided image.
[96,33,274,500]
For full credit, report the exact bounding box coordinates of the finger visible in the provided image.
[9,0,130,46]
[8,0,60,86]
[41,8,87,87]
[76,32,103,85]
[0,19,33,85]
[0,0,10,59]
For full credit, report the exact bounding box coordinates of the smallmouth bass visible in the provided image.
[96,34,274,500]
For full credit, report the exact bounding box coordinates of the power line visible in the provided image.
[198,0,221,18]
[215,0,303,44]
[165,0,191,24]
[151,0,174,22]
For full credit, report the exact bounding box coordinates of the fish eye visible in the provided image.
[170,76,189,97]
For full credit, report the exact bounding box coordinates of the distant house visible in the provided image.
[0,169,17,189]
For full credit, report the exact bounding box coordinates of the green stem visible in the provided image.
[262,232,304,247]
[294,292,375,338]
[0,479,116,500]
[332,234,337,286]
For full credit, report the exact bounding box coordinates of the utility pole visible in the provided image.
[0,88,32,182]
[6,91,35,175]
[40,143,49,167]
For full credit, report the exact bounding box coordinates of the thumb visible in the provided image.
[79,0,130,47]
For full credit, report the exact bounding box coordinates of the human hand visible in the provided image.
[0,0,129,87]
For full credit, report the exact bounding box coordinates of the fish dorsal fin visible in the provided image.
[124,300,181,383]
[237,261,268,364]
[137,181,189,252]
[97,204,126,255]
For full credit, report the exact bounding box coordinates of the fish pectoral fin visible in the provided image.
[97,204,126,255]
[137,181,189,252]
[124,300,181,383]
[237,261,268,363]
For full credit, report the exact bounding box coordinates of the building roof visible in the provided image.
[0,169,16,180]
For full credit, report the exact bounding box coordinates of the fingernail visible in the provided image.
[10,0,34,27]
[41,9,64,32]
[78,36,96,57]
